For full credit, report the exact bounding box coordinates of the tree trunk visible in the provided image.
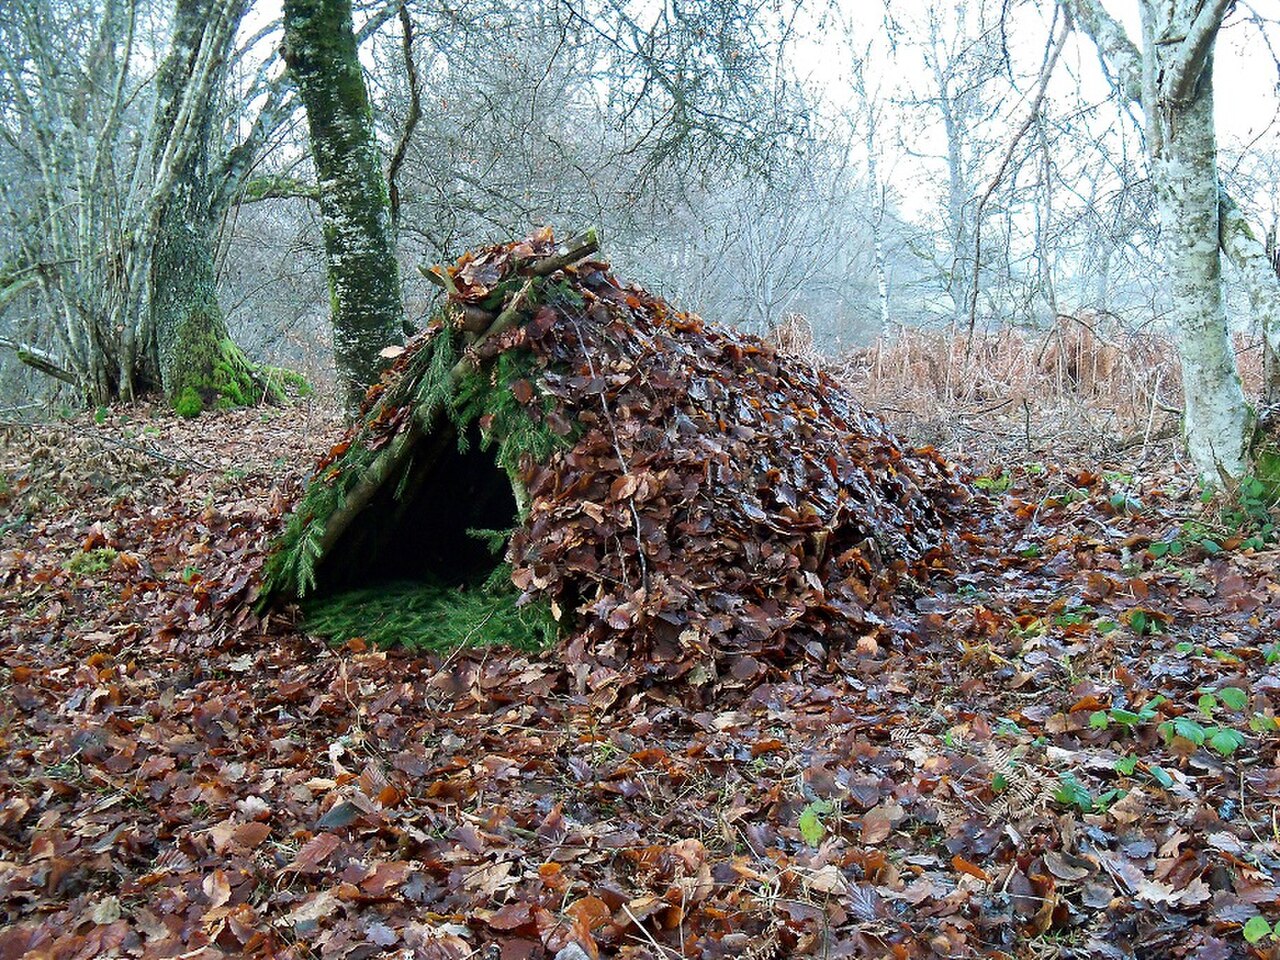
[1143,8,1247,478]
[1219,195,1280,409]
[149,0,265,412]
[1061,0,1256,478]
[283,0,404,413]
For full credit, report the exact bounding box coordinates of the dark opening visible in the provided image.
[312,422,518,594]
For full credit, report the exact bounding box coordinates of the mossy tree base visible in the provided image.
[170,333,305,417]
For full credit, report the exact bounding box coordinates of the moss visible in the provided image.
[65,547,118,576]
[264,366,314,399]
[174,386,204,418]
[174,337,294,413]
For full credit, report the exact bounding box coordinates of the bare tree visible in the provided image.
[0,0,291,407]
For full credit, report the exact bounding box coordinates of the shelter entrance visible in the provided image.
[312,422,518,595]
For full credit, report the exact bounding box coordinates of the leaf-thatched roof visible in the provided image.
[264,229,967,678]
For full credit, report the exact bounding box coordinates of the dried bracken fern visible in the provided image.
[765,313,821,369]
[982,743,1053,824]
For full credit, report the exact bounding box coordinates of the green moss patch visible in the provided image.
[301,570,558,653]
[174,386,203,418]
[65,547,118,576]
[170,336,300,416]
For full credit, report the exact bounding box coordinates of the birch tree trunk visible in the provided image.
[1219,192,1280,409]
[1061,0,1251,478]
[283,0,404,412]
[852,57,892,339]
[1141,4,1247,477]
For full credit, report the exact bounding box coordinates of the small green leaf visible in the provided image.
[1173,717,1207,746]
[1089,711,1110,730]
[1218,687,1248,711]
[1208,727,1245,758]
[1114,755,1138,775]
[992,773,1008,793]
[1198,693,1218,717]
[798,801,830,847]
[1148,541,1169,559]
[1243,915,1271,944]
[1054,775,1094,813]
[1110,708,1142,728]
[1148,764,1173,788]
[1094,788,1122,811]
[1200,538,1222,555]
[1097,620,1119,634]
[1250,714,1279,733]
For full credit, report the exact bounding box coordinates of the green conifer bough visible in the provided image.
[283,0,405,413]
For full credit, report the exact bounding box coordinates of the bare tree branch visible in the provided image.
[0,336,79,386]
[1057,0,1143,103]
[966,11,1070,347]
[1166,0,1235,103]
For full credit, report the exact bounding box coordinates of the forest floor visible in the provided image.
[1,399,1279,960]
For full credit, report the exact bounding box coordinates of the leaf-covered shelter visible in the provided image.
[263,229,966,676]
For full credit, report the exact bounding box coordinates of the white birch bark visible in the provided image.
[852,57,892,338]
[1061,0,1249,478]
[1218,189,1280,401]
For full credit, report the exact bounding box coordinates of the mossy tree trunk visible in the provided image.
[150,0,264,412]
[283,0,404,413]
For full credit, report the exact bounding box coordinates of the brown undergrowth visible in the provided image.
[815,315,1268,470]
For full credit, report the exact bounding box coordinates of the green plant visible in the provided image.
[1053,605,1092,627]
[974,471,1012,494]
[1243,915,1275,944]
[64,547,118,576]
[301,570,559,653]
[1088,696,1165,734]
[1250,713,1279,733]
[1106,490,1142,515]
[1053,774,1095,812]
[173,386,203,418]
[1127,609,1166,636]
[1157,713,1246,758]
[798,799,833,846]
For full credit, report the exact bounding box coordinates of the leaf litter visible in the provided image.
[1,242,1280,958]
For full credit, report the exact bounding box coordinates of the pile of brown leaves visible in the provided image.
[308,231,968,683]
